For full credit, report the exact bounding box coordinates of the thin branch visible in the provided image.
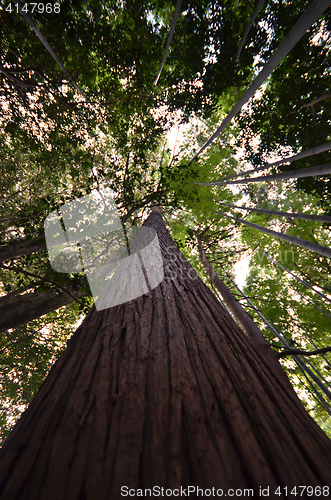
[290,93,331,114]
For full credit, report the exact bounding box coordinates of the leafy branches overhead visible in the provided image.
[1,0,331,440]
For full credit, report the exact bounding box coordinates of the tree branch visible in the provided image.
[289,93,331,114]
[277,346,331,358]
[0,263,84,306]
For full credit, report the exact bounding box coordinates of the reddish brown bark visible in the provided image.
[0,211,330,499]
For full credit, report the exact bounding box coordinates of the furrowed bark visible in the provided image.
[0,211,331,500]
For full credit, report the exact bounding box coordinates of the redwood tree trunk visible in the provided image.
[0,211,331,499]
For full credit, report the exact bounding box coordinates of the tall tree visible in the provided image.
[0,210,331,499]
[1,0,331,460]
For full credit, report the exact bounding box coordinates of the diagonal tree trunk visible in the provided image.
[0,235,46,263]
[219,211,331,258]
[235,0,266,64]
[259,250,331,304]
[0,282,88,333]
[204,163,331,186]
[218,201,331,223]
[11,0,86,99]
[195,232,273,349]
[0,210,330,500]
[192,0,330,160]
[221,141,331,181]
[153,0,183,86]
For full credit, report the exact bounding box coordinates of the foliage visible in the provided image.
[1,0,331,440]
[0,301,89,441]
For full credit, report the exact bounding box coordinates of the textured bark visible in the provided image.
[0,235,46,263]
[0,284,87,333]
[0,211,331,500]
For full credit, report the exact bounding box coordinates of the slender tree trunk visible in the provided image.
[218,201,331,223]
[0,210,331,500]
[221,141,331,180]
[219,212,331,258]
[260,250,331,304]
[0,235,46,263]
[0,282,87,333]
[208,163,331,186]
[195,233,285,373]
[235,0,265,63]
[192,0,330,160]
[11,0,86,99]
[153,0,183,86]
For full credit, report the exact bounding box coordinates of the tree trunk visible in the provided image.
[219,212,331,258]
[218,201,331,223]
[11,0,86,99]
[0,235,46,263]
[221,141,331,181]
[153,0,183,86]
[0,283,87,333]
[0,210,331,500]
[195,233,284,371]
[192,0,330,160]
[235,0,265,63]
[210,163,331,186]
[260,250,331,304]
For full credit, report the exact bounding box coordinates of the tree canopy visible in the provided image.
[1,0,331,441]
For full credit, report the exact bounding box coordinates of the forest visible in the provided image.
[0,0,331,497]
